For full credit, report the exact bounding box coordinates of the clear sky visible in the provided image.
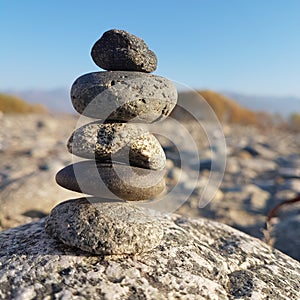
[1,0,300,97]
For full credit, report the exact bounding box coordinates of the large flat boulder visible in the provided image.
[0,215,299,299]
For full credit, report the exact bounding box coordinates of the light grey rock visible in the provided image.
[274,189,298,202]
[239,158,277,173]
[281,179,300,193]
[242,144,277,159]
[91,29,157,72]
[277,155,300,168]
[182,182,270,239]
[0,114,76,185]
[273,214,300,261]
[242,184,271,212]
[0,168,79,229]
[220,184,270,214]
[70,71,177,122]
[46,198,164,255]
[68,122,166,170]
[278,167,300,179]
[1,216,299,299]
[225,157,241,174]
[55,161,165,201]
[252,178,275,193]
[167,166,188,183]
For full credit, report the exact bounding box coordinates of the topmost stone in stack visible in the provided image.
[91,29,158,72]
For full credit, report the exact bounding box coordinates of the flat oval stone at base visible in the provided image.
[55,161,166,201]
[45,198,164,255]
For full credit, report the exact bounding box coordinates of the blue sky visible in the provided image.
[1,0,300,97]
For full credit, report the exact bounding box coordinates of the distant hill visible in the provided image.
[0,93,47,114]
[222,91,300,117]
[172,90,259,125]
[2,88,299,117]
[2,88,72,113]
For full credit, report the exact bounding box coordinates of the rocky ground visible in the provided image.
[1,214,299,299]
[0,114,299,261]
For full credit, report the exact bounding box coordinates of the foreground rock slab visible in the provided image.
[0,215,299,300]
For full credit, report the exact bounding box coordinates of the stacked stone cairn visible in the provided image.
[46,29,178,255]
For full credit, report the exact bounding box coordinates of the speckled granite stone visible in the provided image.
[45,198,164,255]
[0,215,299,299]
[70,71,177,122]
[91,29,157,72]
[67,122,166,170]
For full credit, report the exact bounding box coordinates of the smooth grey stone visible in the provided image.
[67,122,166,170]
[46,198,164,255]
[91,29,157,72]
[278,167,300,179]
[281,179,300,193]
[242,144,277,159]
[239,158,277,174]
[55,161,165,201]
[70,71,177,122]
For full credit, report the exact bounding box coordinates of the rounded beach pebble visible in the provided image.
[45,197,164,255]
[91,29,157,72]
[55,160,165,201]
[67,121,166,170]
[68,122,166,170]
[70,71,177,122]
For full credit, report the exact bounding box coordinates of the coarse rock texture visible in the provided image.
[55,160,166,201]
[273,214,300,261]
[268,199,300,261]
[1,215,300,299]
[0,114,78,229]
[91,29,157,73]
[68,121,166,170]
[46,198,164,255]
[0,168,79,229]
[70,71,177,122]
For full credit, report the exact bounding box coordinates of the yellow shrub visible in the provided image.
[172,89,269,126]
[198,90,258,125]
[289,113,300,131]
[0,93,47,114]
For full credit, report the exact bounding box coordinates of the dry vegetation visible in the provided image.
[173,89,264,126]
[0,93,47,114]
[173,89,299,131]
[198,90,258,125]
[289,113,300,131]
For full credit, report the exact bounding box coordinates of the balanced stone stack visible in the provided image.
[46,29,177,255]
